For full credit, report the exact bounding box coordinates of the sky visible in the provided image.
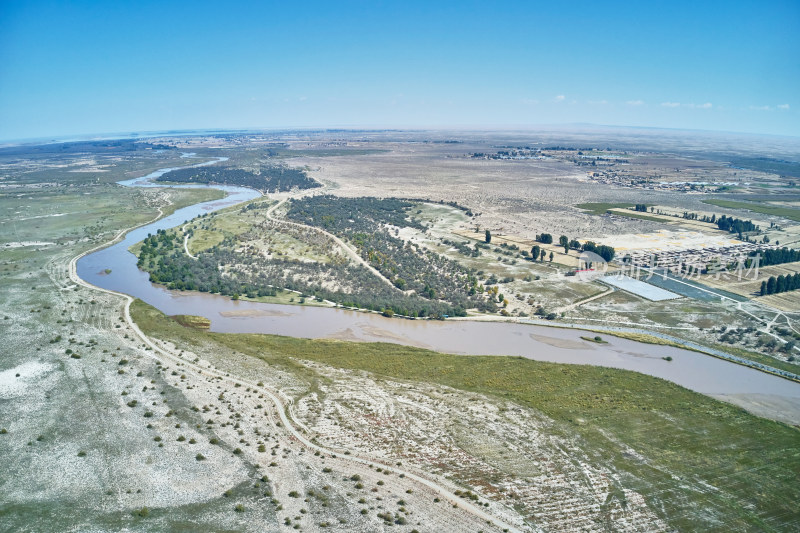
[1,0,798,140]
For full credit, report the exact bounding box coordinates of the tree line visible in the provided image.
[527,236,615,262]
[752,247,800,267]
[760,273,800,296]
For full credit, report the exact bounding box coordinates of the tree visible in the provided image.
[540,249,546,261]
[485,230,491,244]
[531,245,540,261]
[766,276,777,294]
[760,280,767,296]
[559,235,568,248]
[549,251,554,262]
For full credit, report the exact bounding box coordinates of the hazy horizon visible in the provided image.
[1,1,798,141]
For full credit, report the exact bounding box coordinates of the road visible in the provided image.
[68,209,523,533]
[265,196,404,292]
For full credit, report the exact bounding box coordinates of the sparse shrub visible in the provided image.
[196,453,205,461]
[234,504,245,512]
[77,450,87,457]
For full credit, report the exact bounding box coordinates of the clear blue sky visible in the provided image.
[1,0,798,140]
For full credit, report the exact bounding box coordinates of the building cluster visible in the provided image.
[620,242,777,279]
[585,171,727,192]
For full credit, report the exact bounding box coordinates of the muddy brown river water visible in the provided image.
[76,161,800,420]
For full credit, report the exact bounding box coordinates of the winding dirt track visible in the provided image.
[265,197,404,292]
[68,205,523,533]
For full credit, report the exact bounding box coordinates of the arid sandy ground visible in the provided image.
[3,131,800,531]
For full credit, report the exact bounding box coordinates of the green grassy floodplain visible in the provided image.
[576,202,666,222]
[702,199,800,223]
[133,300,800,532]
[576,202,635,215]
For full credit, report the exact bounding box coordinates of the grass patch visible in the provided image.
[576,202,634,215]
[605,208,671,223]
[171,315,211,329]
[594,330,688,350]
[607,329,800,377]
[132,299,800,532]
[187,229,224,254]
[702,199,800,223]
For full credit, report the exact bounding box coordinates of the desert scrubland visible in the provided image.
[2,130,800,531]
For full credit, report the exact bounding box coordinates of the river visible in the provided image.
[76,158,800,422]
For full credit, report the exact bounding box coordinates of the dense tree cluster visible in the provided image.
[288,195,426,231]
[138,196,500,318]
[157,165,320,192]
[443,239,482,257]
[752,247,800,267]
[137,225,491,318]
[634,204,648,212]
[717,215,758,235]
[581,241,615,262]
[536,233,553,244]
[760,273,800,296]
[286,196,495,314]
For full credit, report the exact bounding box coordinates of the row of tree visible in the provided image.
[760,273,800,296]
[752,247,800,267]
[527,239,615,262]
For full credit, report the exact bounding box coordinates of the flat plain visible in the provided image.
[2,129,800,532]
